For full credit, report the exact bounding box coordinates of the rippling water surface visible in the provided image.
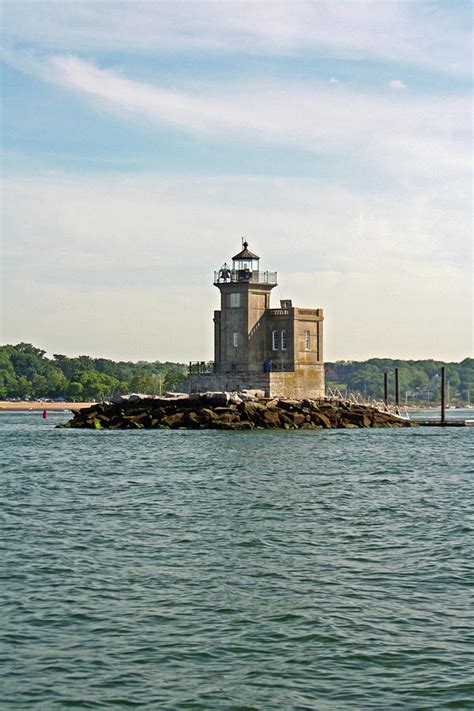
[1,412,473,709]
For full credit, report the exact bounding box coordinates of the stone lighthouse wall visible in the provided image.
[188,365,325,399]
[268,365,325,399]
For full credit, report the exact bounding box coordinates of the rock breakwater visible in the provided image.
[58,393,415,430]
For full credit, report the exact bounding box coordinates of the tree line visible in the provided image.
[0,343,472,403]
[0,343,188,401]
[325,358,473,404]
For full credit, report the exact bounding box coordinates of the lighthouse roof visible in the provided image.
[232,241,259,261]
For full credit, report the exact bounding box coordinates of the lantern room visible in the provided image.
[232,241,260,273]
[214,241,277,285]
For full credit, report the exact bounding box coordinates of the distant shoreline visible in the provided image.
[0,401,95,412]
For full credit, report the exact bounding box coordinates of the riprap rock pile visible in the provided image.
[58,393,415,430]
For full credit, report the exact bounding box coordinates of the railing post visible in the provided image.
[395,368,400,409]
[384,372,388,407]
[441,366,446,425]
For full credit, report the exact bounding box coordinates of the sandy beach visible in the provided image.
[0,401,95,412]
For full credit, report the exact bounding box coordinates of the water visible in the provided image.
[410,407,474,422]
[1,412,473,709]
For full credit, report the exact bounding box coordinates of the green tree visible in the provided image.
[31,374,49,398]
[129,370,163,395]
[458,358,474,401]
[164,367,188,393]
[0,349,16,398]
[15,375,33,399]
[52,354,76,380]
[78,372,119,400]
[66,381,84,400]
[45,369,68,398]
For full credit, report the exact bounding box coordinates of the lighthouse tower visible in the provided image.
[213,241,277,374]
[189,241,325,399]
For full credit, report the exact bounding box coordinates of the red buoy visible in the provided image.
[42,409,48,419]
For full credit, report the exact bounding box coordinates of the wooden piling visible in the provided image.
[441,366,446,425]
[395,368,400,409]
[384,372,388,407]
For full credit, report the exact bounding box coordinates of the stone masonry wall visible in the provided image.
[189,364,325,399]
[189,372,272,396]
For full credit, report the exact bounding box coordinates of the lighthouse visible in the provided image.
[213,241,278,374]
[190,241,325,399]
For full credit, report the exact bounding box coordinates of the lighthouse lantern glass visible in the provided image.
[233,257,259,271]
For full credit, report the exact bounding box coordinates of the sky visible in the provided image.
[1,0,472,363]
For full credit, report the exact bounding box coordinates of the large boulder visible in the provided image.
[239,389,266,400]
[201,392,230,407]
[310,412,331,428]
[184,411,203,428]
[162,412,185,428]
[276,399,302,411]
[198,407,220,423]
[239,401,267,419]
[262,409,281,427]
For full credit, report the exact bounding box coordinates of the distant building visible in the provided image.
[189,241,325,398]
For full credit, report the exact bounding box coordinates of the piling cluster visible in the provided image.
[58,393,415,430]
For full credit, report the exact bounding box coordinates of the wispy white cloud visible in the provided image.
[389,79,407,90]
[4,52,471,187]
[2,0,471,77]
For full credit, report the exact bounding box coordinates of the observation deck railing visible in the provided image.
[189,360,295,374]
[189,361,215,374]
[214,269,277,285]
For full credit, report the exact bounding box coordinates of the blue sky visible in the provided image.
[1,0,472,361]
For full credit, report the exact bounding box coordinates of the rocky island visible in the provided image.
[58,393,415,430]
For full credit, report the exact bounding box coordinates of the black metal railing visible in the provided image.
[189,361,215,374]
[189,360,294,374]
[214,269,277,285]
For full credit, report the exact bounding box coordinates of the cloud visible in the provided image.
[4,52,470,188]
[2,172,472,361]
[389,79,407,90]
[1,0,471,77]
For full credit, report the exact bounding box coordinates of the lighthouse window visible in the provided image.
[229,293,241,308]
[281,330,288,350]
[305,330,311,351]
[272,330,279,350]
[233,332,239,348]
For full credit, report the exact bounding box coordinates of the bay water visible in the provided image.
[1,412,473,709]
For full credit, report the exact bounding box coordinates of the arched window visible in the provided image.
[281,330,288,350]
[233,332,239,348]
[305,330,311,351]
[272,330,279,350]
